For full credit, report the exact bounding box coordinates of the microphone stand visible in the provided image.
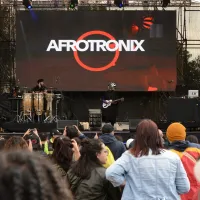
[51,76,62,122]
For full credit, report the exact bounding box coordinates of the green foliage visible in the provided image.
[184,54,200,87]
[177,41,200,87]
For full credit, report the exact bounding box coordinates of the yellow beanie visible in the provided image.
[166,123,186,142]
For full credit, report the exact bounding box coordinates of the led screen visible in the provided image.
[16,11,176,91]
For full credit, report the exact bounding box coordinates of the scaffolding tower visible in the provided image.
[0,4,15,93]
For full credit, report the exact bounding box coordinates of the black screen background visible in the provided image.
[16,10,176,91]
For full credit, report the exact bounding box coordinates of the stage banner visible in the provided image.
[16,11,176,91]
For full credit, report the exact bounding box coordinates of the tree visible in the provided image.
[184,55,200,88]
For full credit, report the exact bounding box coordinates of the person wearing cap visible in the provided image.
[126,138,134,149]
[166,122,200,200]
[99,123,126,160]
[101,82,119,126]
[32,79,47,93]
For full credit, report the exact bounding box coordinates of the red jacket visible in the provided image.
[192,189,200,200]
[171,147,200,200]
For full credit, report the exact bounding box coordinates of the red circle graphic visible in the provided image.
[73,30,120,72]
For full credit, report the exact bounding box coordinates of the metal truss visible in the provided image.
[1,0,191,8]
[0,5,15,93]
[0,1,193,123]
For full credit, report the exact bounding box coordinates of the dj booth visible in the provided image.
[167,98,200,122]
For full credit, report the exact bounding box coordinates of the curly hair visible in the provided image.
[0,151,73,200]
[4,136,28,151]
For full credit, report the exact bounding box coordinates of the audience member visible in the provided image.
[39,132,53,154]
[49,129,63,145]
[186,135,199,144]
[194,160,200,200]
[23,129,41,150]
[99,123,126,160]
[167,122,200,200]
[159,129,165,145]
[106,119,190,200]
[93,133,115,168]
[0,151,73,200]
[67,139,121,200]
[0,137,6,150]
[64,125,86,140]
[115,135,123,142]
[4,136,29,151]
[52,136,80,177]
[126,138,134,149]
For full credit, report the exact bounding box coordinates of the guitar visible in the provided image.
[102,98,124,108]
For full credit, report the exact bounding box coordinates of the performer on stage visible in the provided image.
[32,79,47,93]
[102,82,118,126]
[32,79,47,122]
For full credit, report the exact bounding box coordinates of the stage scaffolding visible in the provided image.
[0,4,15,93]
[0,0,197,122]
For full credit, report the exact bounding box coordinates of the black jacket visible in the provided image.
[168,140,200,152]
[99,134,126,160]
[67,167,121,200]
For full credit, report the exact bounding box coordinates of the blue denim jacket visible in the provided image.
[106,150,190,200]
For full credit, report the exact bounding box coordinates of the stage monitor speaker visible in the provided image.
[57,120,79,130]
[89,109,102,128]
[129,119,142,131]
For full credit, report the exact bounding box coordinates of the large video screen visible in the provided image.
[16,11,176,91]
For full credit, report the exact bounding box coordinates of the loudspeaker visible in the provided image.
[167,98,200,122]
[129,119,142,131]
[57,120,79,130]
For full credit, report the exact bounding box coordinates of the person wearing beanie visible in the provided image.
[166,122,200,200]
[167,123,200,152]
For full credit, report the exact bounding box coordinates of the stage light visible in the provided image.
[69,0,78,8]
[114,0,124,8]
[23,0,32,9]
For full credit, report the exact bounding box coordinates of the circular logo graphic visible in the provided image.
[73,30,120,72]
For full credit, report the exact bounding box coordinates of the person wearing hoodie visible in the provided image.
[99,123,126,160]
[166,122,200,200]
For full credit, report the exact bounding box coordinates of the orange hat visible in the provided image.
[166,123,186,142]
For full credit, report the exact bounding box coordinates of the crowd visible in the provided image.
[0,120,199,200]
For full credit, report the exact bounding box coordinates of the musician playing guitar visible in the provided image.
[102,82,124,126]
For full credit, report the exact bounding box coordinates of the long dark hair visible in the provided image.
[131,119,163,157]
[0,151,73,200]
[52,136,73,172]
[70,139,103,179]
